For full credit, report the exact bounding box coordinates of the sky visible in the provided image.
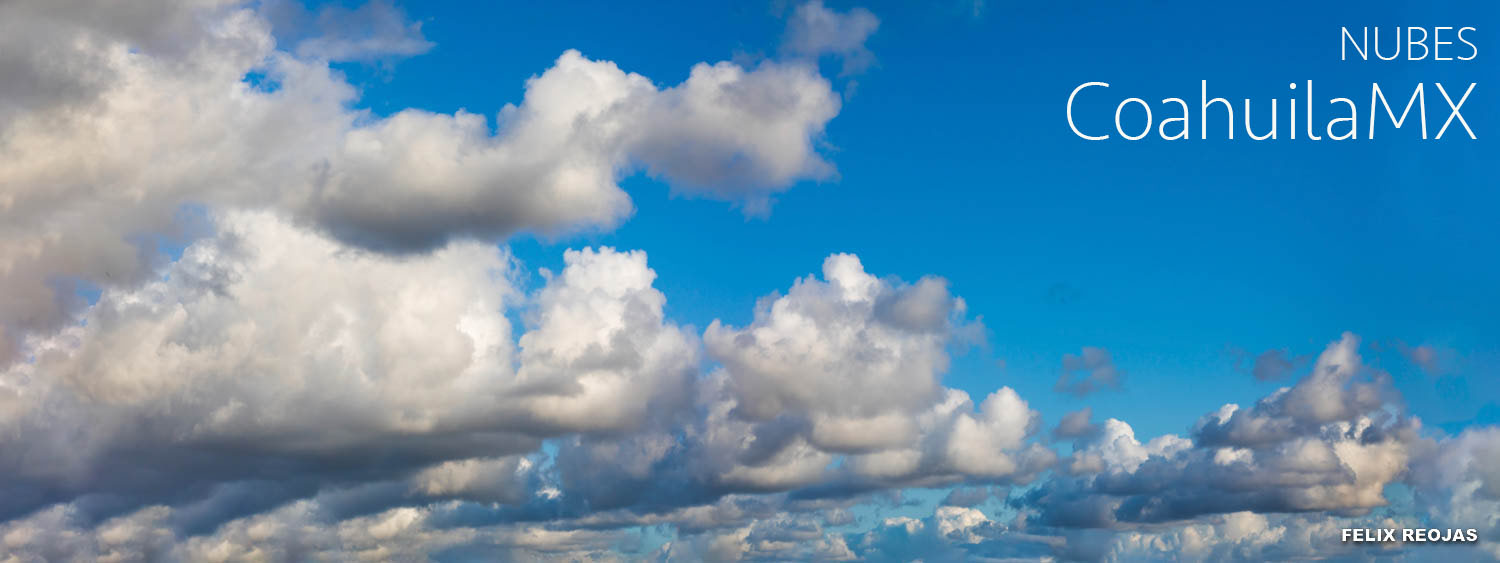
[0,0,1496,561]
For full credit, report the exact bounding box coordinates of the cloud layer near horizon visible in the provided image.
[1,1,1498,561]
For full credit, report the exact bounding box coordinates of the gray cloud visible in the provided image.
[1022,334,1421,533]
[1399,342,1457,376]
[782,0,880,75]
[1054,347,1123,397]
[1053,406,1102,442]
[269,0,435,62]
[1250,348,1302,381]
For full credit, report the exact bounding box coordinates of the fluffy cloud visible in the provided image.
[1410,427,1500,558]
[3,1,1497,561]
[700,254,1050,488]
[1022,333,1424,536]
[1196,333,1391,447]
[1,212,525,520]
[0,0,845,360]
[0,226,1494,559]
[514,247,698,434]
[705,254,968,446]
[0,209,1054,557]
[540,255,1048,515]
[0,212,702,529]
[852,505,1062,562]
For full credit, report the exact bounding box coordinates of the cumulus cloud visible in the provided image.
[1098,510,1409,562]
[1022,333,1421,533]
[0,231,1495,558]
[543,255,1049,513]
[697,254,1052,488]
[3,1,1497,561]
[0,211,704,528]
[514,247,698,434]
[705,254,968,445]
[0,0,844,359]
[1409,426,1500,557]
[1,212,527,519]
[1196,333,1392,447]
[0,219,1056,558]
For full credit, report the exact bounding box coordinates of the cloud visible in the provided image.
[3,1,1498,560]
[941,486,995,507]
[1399,342,1456,376]
[0,226,1056,557]
[630,60,840,208]
[1408,426,1500,557]
[782,0,880,75]
[851,505,1061,562]
[1022,333,1420,532]
[543,254,1047,513]
[0,212,702,527]
[1052,406,1101,441]
[0,0,846,360]
[698,254,1052,488]
[1098,511,1409,562]
[1197,333,1390,447]
[1249,348,1302,381]
[514,247,698,434]
[1054,347,1122,396]
[0,227,1495,559]
[266,0,435,62]
[705,254,966,442]
[1,212,527,510]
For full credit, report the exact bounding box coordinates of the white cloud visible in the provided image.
[3,2,1497,561]
[0,212,530,514]
[0,212,705,522]
[704,254,966,449]
[514,247,697,433]
[0,0,844,359]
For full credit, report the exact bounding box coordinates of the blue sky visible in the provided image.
[1,0,1497,560]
